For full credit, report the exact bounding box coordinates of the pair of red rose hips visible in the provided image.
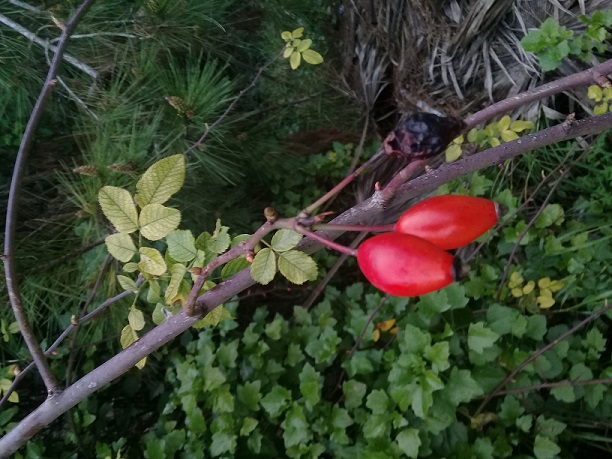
[357,195,499,297]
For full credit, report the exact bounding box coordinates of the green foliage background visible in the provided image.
[1,1,612,458]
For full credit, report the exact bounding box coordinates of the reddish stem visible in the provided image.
[296,227,358,257]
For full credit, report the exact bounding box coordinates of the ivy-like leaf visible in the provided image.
[251,248,276,285]
[139,204,181,241]
[302,49,323,65]
[165,263,187,304]
[468,322,500,354]
[138,247,167,276]
[98,186,139,233]
[278,250,317,284]
[396,429,421,459]
[135,154,185,207]
[534,435,561,459]
[166,230,197,262]
[271,229,302,252]
[105,233,137,262]
[128,308,145,331]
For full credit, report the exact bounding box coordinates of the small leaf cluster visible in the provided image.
[445,116,534,161]
[251,229,318,286]
[281,27,324,70]
[508,272,565,310]
[587,84,612,114]
[99,155,238,365]
[521,10,612,71]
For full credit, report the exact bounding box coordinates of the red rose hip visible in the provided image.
[395,195,499,249]
[357,232,458,297]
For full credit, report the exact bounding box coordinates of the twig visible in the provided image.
[334,295,388,393]
[43,43,98,119]
[65,256,112,387]
[9,0,40,13]
[485,377,612,399]
[303,232,368,309]
[2,0,97,396]
[474,300,612,416]
[464,58,612,128]
[0,13,98,79]
[184,219,280,315]
[465,147,578,263]
[184,50,283,155]
[295,226,357,256]
[0,276,143,409]
[495,147,590,301]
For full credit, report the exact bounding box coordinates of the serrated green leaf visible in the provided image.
[98,186,139,233]
[120,324,138,349]
[366,389,389,415]
[468,322,499,353]
[135,154,185,207]
[302,49,323,65]
[261,385,291,418]
[117,275,137,292]
[105,233,137,262]
[534,435,561,459]
[221,256,249,279]
[165,230,196,262]
[251,248,276,285]
[165,263,187,304]
[535,204,564,228]
[290,50,301,69]
[138,247,167,276]
[139,204,181,241]
[210,220,231,254]
[278,250,317,284]
[240,417,258,436]
[123,262,139,273]
[396,429,421,458]
[271,229,302,252]
[128,308,145,331]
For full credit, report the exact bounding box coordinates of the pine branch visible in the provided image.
[0,13,98,78]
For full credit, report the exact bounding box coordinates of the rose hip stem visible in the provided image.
[296,226,358,257]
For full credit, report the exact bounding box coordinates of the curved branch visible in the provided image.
[2,0,97,395]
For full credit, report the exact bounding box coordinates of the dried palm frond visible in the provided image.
[340,0,611,124]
